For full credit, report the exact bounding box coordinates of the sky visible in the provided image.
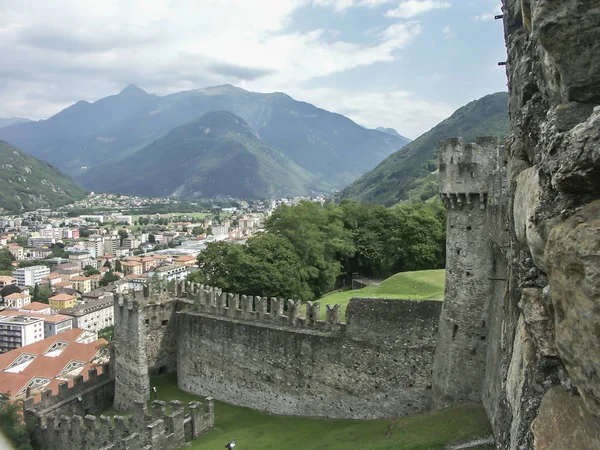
[0,0,505,139]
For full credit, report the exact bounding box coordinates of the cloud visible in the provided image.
[441,25,455,39]
[0,0,427,121]
[312,0,395,12]
[284,87,455,138]
[386,1,451,19]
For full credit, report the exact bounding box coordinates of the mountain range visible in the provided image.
[338,92,509,206]
[0,85,410,197]
[84,111,319,199]
[0,118,31,129]
[0,141,85,212]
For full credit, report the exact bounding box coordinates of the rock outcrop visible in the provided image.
[489,1,600,448]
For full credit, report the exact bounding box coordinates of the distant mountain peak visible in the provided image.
[119,84,148,96]
[375,127,409,141]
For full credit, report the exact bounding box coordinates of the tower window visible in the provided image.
[471,172,475,178]
[466,226,472,231]
[452,324,459,340]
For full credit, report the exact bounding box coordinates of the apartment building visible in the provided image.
[62,297,114,334]
[0,316,44,353]
[13,266,50,287]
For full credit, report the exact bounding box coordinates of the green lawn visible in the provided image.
[310,269,445,320]
[143,373,492,450]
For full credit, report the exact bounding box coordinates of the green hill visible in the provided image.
[338,92,509,206]
[84,111,318,199]
[311,269,446,320]
[0,141,85,212]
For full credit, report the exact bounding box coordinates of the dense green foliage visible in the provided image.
[0,248,15,271]
[338,92,509,206]
[189,234,312,300]
[0,141,85,212]
[0,85,408,196]
[265,201,354,298]
[0,394,33,450]
[189,201,445,300]
[340,200,445,278]
[98,326,114,341]
[32,284,52,303]
[0,284,21,298]
[100,270,120,286]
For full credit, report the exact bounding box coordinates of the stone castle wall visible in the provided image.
[29,398,214,450]
[24,363,114,420]
[176,286,442,419]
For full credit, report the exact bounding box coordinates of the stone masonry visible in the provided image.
[175,284,442,419]
[432,136,504,406]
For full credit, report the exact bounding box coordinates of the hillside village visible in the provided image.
[0,192,326,403]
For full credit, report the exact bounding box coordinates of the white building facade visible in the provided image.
[13,266,51,287]
[0,316,44,353]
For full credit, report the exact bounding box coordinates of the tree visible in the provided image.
[0,393,33,450]
[148,234,156,244]
[118,229,129,246]
[0,284,21,298]
[236,233,312,300]
[114,259,123,273]
[191,226,205,236]
[0,248,15,271]
[103,260,112,270]
[187,235,312,301]
[83,265,100,277]
[32,284,52,304]
[78,227,91,238]
[14,236,27,247]
[265,201,354,298]
[100,270,120,287]
[188,241,245,291]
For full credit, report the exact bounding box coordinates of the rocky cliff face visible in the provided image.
[490,1,600,448]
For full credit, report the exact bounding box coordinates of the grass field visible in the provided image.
[143,373,492,450]
[311,269,445,320]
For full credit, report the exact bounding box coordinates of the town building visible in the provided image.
[0,328,106,399]
[7,244,24,261]
[0,275,16,288]
[0,315,45,353]
[13,265,51,287]
[48,293,77,311]
[0,310,73,338]
[19,302,52,315]
[3,292,31,309]
[27,236,56,247]
[148,264,191,282]
[120,260,143,276]
[62,297,114,334]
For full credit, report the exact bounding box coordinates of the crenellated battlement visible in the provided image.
[176,281,346,332]
[30,398,214,450]
[438,137,503,208]
[24,363,114,418]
